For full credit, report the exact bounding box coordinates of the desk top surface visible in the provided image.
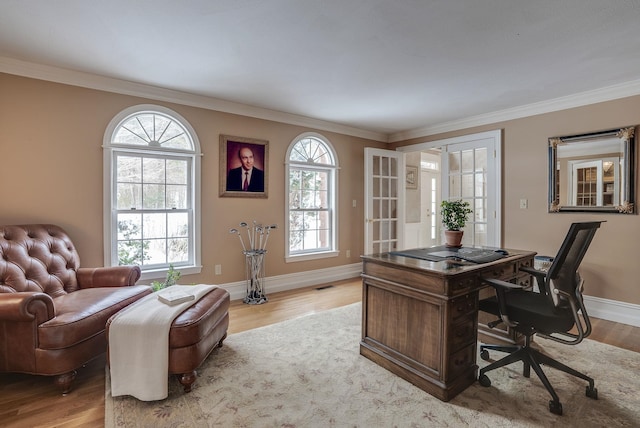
[361,246,536,276]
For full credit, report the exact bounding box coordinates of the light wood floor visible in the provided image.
[1,278,637,428]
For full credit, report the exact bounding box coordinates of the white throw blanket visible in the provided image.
[109,284,217,401]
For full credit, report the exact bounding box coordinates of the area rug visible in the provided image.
[105,303,639,427]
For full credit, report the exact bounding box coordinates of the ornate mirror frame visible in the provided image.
[548,126,636,214]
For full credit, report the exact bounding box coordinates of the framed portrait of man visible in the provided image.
[219,134,268,198]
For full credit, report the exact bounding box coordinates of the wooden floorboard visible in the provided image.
[0,278,637,427]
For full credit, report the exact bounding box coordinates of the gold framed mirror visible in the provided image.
[548,126,636,214]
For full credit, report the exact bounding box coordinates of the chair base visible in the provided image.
[478,337,598,415]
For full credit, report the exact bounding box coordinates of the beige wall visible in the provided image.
[0,73,385,284]
[392,96,640,306]
[2,72,638,306]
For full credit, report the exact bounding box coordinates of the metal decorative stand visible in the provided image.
[229,222,277,305]
[243,249,267,304]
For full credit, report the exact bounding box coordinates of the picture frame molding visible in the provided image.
[406,165,419,189]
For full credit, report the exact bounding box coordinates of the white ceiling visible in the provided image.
[2,0,640,142]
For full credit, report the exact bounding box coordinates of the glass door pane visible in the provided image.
[365,148,405,254]
[444,147,489,247]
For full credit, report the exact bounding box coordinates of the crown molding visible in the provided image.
[0,56,388,142]
[388,79,640,143]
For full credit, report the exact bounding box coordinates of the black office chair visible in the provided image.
[478,221,604,415]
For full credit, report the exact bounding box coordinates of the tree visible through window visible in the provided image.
[115,154,190,266]
[104,106,200,275]
[286,133,338,259]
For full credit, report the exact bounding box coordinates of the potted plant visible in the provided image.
[150,264,181,292]
[440,199,473,247]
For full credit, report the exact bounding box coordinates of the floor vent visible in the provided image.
[315,285,334,290]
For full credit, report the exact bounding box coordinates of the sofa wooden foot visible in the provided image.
[217,333,227,348]
[178,370,197,392]
[55,370,77,395]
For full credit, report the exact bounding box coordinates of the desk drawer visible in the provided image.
[518,257,534,270]
[447,344,475,381]
[515,273,532,288]
[450,315,476,351]
[482,261,517,281]
[450,293,477,321]
[448,275,477,294]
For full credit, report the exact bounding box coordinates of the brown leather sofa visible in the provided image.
[0,224,152,394]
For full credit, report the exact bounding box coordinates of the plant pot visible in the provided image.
[444,230,464,248]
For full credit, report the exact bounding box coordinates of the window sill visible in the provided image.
[138,265,202,282]
[285,250,339,263]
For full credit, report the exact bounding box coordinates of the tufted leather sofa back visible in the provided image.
[0,224,81,297]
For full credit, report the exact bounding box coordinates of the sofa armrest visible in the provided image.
[76,266,141,288]
[0,292,55,323]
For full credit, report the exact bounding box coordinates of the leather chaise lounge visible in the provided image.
[167,286,230,392]
[106,286,231,393]
[0,224,152,394]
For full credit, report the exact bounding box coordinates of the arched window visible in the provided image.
[286,133,339,261]
[103,105,201,279]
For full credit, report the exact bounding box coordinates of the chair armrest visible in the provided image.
[520,265,547,278]
[483,277,527,291]
[482,278,529,327]
[520,266,549,296]
[76,266,141,288]
[0,292,55,323]
[519,265,547,276]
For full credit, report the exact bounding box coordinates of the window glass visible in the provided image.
[286,134,337,259]
[105,106,199,276]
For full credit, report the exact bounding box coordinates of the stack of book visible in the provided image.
[157,289,195,306]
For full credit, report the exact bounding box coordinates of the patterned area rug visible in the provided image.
[105,303,639,427]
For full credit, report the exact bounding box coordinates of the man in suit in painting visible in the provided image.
[226,146,265,192]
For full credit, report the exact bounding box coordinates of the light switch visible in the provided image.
[519,199,528,209]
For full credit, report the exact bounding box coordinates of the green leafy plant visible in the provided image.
[150,264,181,292]
[440,200,473,231]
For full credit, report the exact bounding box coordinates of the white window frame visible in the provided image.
[103,104,202,281]
[285,132,339,262]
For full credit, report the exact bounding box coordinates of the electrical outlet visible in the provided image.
[215,264,222,275]
[346,249,351,258]
[352,199,357,207]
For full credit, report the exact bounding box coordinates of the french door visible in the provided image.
[384,129,502,250]
[442,136,500,247]
[364,148,405,254]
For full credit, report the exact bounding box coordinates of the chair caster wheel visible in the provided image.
[480,349,490,361]
[549,400,563,415]
[586,386,598,399]
[478,374,491,387]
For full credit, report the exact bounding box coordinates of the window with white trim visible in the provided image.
[286,133,338,261]
[103,105,201,279]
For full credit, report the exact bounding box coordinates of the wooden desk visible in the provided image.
[360,247,535,401]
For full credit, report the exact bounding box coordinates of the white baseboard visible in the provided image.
[217,263,640,328]
[584,295,640,328]
[219,262,363,302]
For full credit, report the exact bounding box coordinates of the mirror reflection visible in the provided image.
[549,126,636,214]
